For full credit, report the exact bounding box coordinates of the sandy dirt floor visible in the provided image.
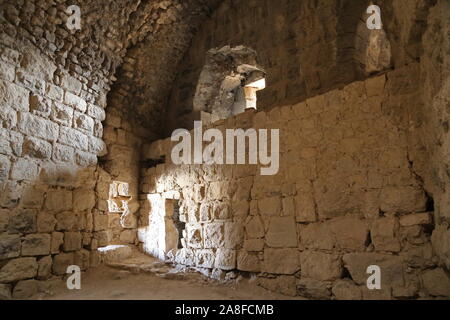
[41,254,305,300]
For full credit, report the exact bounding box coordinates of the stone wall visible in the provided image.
[164,0,437,135]
[139,72,450,299]
[0,33,107,299]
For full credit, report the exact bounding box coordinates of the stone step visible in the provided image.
[98,245,134,264]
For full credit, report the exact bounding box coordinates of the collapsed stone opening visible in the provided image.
[193,45,266,123]
[354,2,392,76]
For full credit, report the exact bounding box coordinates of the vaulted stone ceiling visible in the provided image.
[1,0,223,130]
[0,0,441,136]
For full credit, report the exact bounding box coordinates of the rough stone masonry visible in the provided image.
[0,0,449,300]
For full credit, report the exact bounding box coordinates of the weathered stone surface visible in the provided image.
[263,248,300,275]
[328,217,369,251]
[400,213,433,227]
[51,232,64,254]
[63,232,82,251]
[295,193,316,222]
[203,223,224,248]
[18,112,58,141]
[265,216,297,248]
[421,268,450,297]
[12,279,39,299]
[21,234,51,256]
[332,279,362,300]
[214,249,236,270]
[243,239,264,252]
[297,278,331,299]
[8,209,37,234]
[343,253,404,287]
[37,213,56,233]
[37,256,52,280]
[0,284,12,300]
[258,196,281,216]
[258,276,297,297]
[0,258,38,283]
[300,251,342,281]
[299,223,334,250]
[73,189,96,212]
[195,249,215,268]
[52,253,74,275]
[0,79,29,111]
[379,187,427,214]
[55,211,76,231]
[10,158,39,181]
[46,190,73,212]
[224,222,243,249]
[237,250,261,272]
[0,234,21,259]
[245,216,264,239]
[371,217,401,252]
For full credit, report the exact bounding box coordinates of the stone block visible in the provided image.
[258,196,281,216]
[8,209,37,234]
[203,223,224,248]
[332,279,362,300]
[263,248,300,275]
[328,216,369,251]
[380,186,427,214]
[214,249,236,270]
[10,158,39,181]
[245,216,264,239]
[46,189,73,212]
[87,104,106,121]
[0,155,10,181]
[51,102,73,126]
[51,232,64,254]
[21,233,51,256]
[63,232,82,251]
[18,112,59,141]
[29,94,51,116]
[421,268,450,297]
[371,217,401,252]
[0,257,38,283]
[224,222,243,249]
[300,251,342,281]
[58,126,88,151]
[295,193,317,222]
[12,279,38,299]
[243,239,264,252]
[0,234,21,259]
[400,212,433,227]
[52,253,74,275]
[37,256,52,280]
[195,249,215,268]
[257,276,297,297]
[52,143,75,163]
[73,111,94,133]
[237,250,261,272]
[343,253,404,287]
[0,79,29,111]
[23,136,52,159]
[265,216,298,248]
[64,92,86,112]
[73,188,96,212]
[0,284,12,300]
[297,278,331,299]
[55,211,76,231]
